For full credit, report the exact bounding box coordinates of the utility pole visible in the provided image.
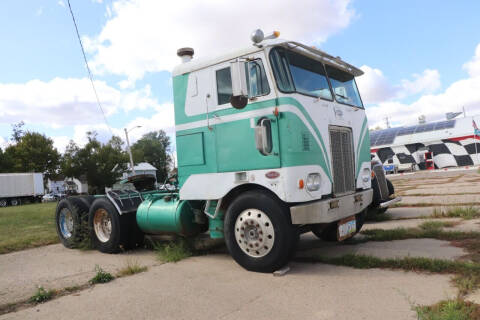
[384,117,390,128]
[124,126,142,176]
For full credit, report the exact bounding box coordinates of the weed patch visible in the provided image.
[419,220,459,231]
[153,239,193,263]
[117,259,148,277]
[433,207,480,220]
[416,298,480,320]
[89,265,114,284]
[29,286,54,304]
[361,227,480,242]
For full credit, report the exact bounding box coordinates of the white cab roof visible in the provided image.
[172,39,363,77]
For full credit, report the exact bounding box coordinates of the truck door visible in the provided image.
[212,54,280,172]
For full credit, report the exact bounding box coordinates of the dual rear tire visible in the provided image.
[55,197,143,252]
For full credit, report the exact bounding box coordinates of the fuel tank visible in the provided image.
[136,194,204,236]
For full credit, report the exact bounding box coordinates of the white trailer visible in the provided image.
[0,173,44,207]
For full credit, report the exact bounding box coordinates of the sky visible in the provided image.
[1,0,480,153]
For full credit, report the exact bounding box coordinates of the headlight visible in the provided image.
[306,173,321,191]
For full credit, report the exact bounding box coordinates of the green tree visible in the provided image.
[4,132,60,178]
[61,132,128,194]
[131,130,171,182]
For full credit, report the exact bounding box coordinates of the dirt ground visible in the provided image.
[1,168,480,319]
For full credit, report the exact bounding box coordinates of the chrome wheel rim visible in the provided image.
[93,209,112,243]
[11,199,18,206]
[59,208,74,239]
[234,209,275,258]
[0,199,6,207]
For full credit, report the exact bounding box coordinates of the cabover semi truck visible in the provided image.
[55,30,399,272]
[0,173,44,207]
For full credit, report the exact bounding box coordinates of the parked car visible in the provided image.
[42,193,57,202]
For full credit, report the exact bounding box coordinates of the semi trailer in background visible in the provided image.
[55,30,399,272]
[0,173,44,207]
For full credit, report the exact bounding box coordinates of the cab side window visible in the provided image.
[247,60,270,98]
[215,59,270,106]
[216,67,233,105]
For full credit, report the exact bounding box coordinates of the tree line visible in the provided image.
[0,122,172,194]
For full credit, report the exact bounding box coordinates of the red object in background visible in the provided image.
[424,151,434,170]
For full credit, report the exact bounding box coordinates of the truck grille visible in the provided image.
[373,164,389,200]
[330,127,355,195]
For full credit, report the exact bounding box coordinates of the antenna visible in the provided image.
[384,117,391,128]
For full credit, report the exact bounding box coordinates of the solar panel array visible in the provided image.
[370,120,456,147]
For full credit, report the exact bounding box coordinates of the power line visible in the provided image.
[66,0,113,136]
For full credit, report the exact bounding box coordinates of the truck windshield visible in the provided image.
[269,47,363,108]
[270,47,331,100]
[324,64,363,108]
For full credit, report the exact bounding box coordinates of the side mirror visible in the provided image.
[230,59,248,109]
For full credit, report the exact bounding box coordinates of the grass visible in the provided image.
[432,206,480,220]
[28,286,54,304]
[419,220,459,231]
[152,238,193,262]
[391,202,480,208]
[0,202,58,254]
[361,227,480,242]
[117,259,148,277]
[416,299,480,320]
[89,265,114,284]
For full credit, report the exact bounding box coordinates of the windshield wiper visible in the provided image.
[335,93,348,100]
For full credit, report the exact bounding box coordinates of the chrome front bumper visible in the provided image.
[379,196,402,208]
[289,189,373,225]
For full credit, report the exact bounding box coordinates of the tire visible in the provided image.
[10,198,19,206]
[386,179,394,196]
[0,199,7,207]
[88,198,128,253]
[224,190,298,273]
[55,198,90,248]
[312,209,367,241]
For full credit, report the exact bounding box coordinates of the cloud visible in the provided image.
[356,66,396,104]
[399,69,441,97]
[463,43,480,77]
[68,103,175,150]
[364,44,480,129]
[35,7,43,16]
[85,0,356,84]
[357,66,441,105]
[0,77,162,128]
[366,74,480,129]
[52,136,71,153]
[57,1,65,8]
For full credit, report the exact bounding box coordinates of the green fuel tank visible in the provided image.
[136,194,204,236]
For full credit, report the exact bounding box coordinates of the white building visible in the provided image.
[122,162,157,181]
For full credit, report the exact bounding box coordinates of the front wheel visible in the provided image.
[224,191,298,273]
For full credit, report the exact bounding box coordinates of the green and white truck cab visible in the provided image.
[55,30,398,272]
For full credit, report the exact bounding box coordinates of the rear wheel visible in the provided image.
[224,191,297,273]
[89,198,129,253]
[10,198,19,206]
[55,198,90,248]
[0,199,7,207]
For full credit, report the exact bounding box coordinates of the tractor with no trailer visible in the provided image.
[55,30,399,272]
